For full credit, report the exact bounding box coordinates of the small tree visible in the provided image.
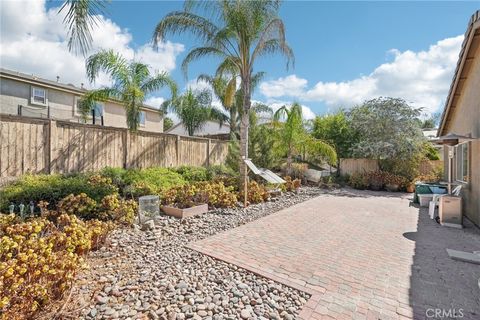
[348,97,424,160]
[273,103,337,176]
[312,110,358,172]
[163,117,174,131]
[161,89,228,136]
[348,97,427,181]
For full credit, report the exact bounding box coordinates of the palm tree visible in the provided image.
[273,103,337,176]
[59,0,109,55]
[153,0,294,187]
[80,49,177,132]
[197,72,265,139]
[161,89,228,136]
[197,75,238,138]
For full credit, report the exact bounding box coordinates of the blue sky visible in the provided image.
[3,1,480,119]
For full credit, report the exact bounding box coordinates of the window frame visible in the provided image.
[454,142,469,184]
[31,86,48,106]
[139,110,146,127]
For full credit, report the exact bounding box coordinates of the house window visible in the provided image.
[31,87,47,106]
[455,142,469,183]
[139,111,146,127]
[74,97,104,118]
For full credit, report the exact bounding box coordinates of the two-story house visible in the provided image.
[0,68,164,132]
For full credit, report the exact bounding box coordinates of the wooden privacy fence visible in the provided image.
[339,158,443,176]
[0,115,229,183]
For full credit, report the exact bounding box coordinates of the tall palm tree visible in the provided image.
[81,49,177,132]
[59,0,109,55]
[273,103,337,176]
[161,89,228,136]
[153,0,294,187]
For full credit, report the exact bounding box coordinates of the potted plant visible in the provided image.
[406,182,415,193]
[161,185,208,219]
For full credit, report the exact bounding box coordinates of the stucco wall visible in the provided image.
[0,77,163,132]
[443,43,480,226]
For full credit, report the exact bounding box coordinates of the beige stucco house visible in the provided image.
[0,68,164,132]
[438,11,480,226]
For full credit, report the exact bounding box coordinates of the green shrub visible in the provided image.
[174,166,208,182]
[349,172,369,190]
[206,165,237,180]
[122,167,186,197]
[0,174,117,213]
[100,167,128,191]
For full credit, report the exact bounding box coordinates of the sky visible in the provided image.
[1,0,479,121]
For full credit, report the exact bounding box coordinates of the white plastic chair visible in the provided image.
[428,185,462,219]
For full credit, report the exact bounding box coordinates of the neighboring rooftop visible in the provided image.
[167,120,230,137]
[0,67,159,112]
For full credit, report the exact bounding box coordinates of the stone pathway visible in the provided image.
[188,189,480,320]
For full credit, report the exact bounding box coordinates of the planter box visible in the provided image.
[161,204,208,219]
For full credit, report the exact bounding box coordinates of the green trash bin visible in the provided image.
[413,183,448,203]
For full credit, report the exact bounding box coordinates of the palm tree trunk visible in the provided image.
[239,77,251,204]
[287,149,293,177]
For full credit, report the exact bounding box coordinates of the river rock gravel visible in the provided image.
[69,187,322,320]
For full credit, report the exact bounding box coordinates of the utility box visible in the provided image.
[439,196,462,228]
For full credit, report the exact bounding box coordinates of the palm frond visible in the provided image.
[224,77,237,108]
[85,49,129,83]
[141,72,177,98]
[79,87,119,118]
[59,0,107,56]
[152,11,219,47]
[181,46,226,77]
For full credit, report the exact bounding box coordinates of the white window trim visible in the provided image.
[454,142,469,184]
[139,110,146,127]
[31,86,48,106]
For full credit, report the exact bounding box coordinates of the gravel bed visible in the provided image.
[69,187,323,320]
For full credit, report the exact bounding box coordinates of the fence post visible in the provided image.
[176,135,181,166]
[207,139,211,167]
[123,129,129,169]
[47,119,58,174]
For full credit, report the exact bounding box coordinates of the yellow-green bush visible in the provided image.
[0,214,113,319]
[162,182,238,209]
[239,181,269,204]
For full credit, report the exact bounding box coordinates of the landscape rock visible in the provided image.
[67,187,322,319]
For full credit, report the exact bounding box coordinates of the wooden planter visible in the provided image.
[161,204,208,219]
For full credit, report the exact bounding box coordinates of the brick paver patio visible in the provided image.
[188,189,480,320]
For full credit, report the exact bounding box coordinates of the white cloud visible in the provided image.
[259,75,307,98]
[0,0,184,89]
[260,36,463,114]
[144,96,166,109]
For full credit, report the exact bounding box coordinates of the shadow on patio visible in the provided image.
[407,207,480,319]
